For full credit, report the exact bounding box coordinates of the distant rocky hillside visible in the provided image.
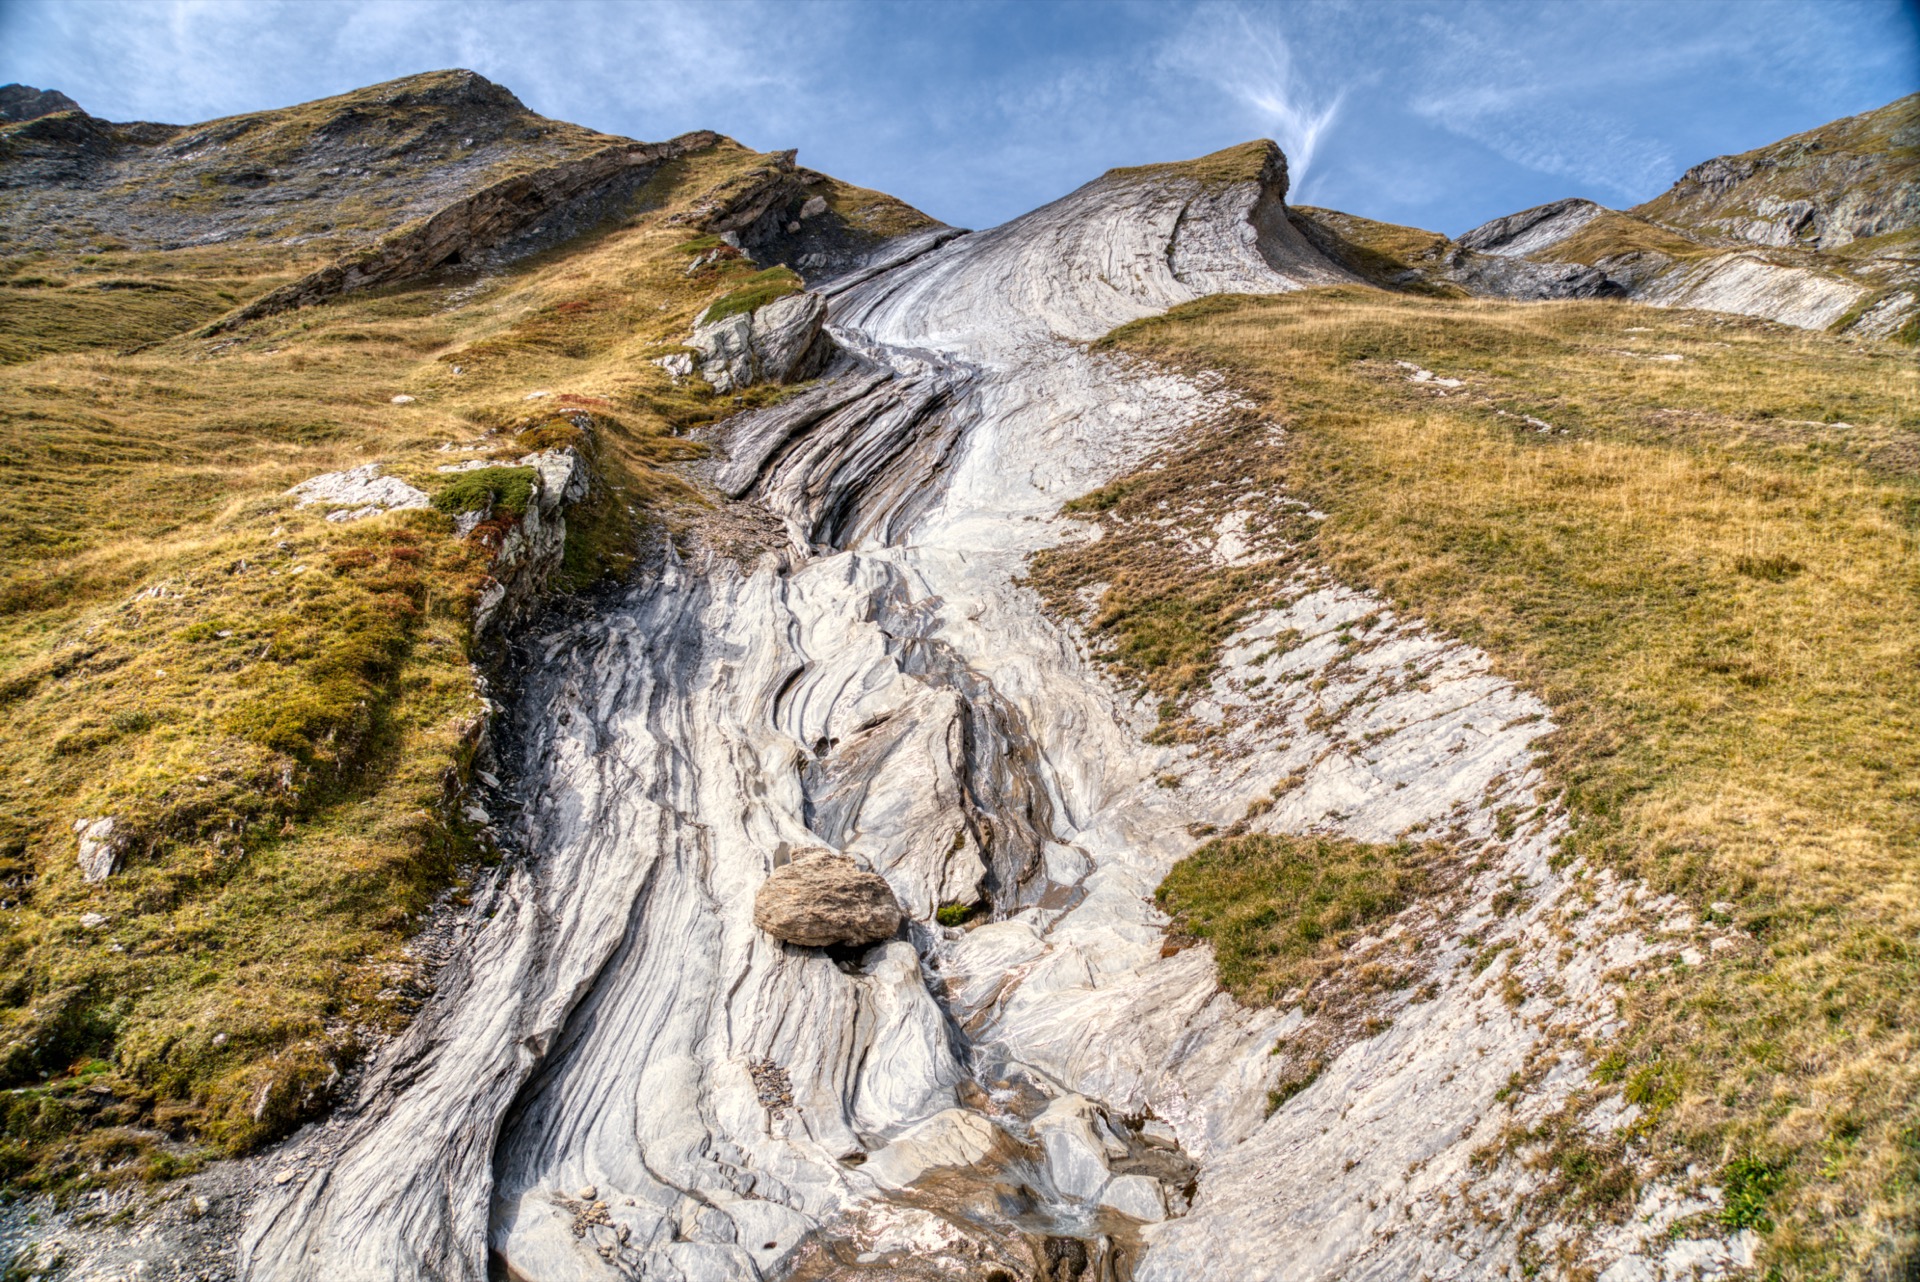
[1634,94,1919,251]
[1292,93,1920,342]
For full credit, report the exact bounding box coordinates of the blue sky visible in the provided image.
[3,0,1915,235]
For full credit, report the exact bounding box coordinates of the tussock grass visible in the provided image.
[0,137,792,1190]
[1100,287,1920,1274]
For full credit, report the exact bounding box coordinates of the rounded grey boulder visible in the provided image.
[752,849,903,948]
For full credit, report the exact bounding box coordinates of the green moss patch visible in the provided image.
[1156,833,1433,1005]
[697,266,801,326]
[432,465,538,519]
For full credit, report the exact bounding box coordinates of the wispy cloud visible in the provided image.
[1410,83,1675,199]
[1162,3,1347,197]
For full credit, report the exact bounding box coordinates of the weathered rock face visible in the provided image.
[1636,93,1920,250]
[688,289,835,393]
[1457,197,1607,257]
[214,130,722,330]
[0,84,81,123]
[1440,242,1624,300]
[74,816,126,883]
[752,850,904,947]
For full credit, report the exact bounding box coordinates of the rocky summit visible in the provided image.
[0,69,1915,1282]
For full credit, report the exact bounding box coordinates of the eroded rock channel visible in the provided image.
[240,145,1689,1282]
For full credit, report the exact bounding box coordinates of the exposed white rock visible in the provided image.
[1459,197,1608,258]
[240,141,1711,1282]
[1031,1095,1113,1201]
[1101,1173,1168,1223]
[689,290,834,394]
[862,1109,1001,1190]
[75,816,126,883]
[286,463,431,522]
[1638,251,1866,330]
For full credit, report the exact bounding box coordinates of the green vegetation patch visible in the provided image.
[432,465,538,519]
[697,266,802,326]
[1156,833,1432,1005]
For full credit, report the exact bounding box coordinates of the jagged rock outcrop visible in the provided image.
[1634,93,1919,250]
[688,290,835,393]
[0,84,80,123]
[465,446,588,639]
[752,850,904,947]
[1457,196,1607,257]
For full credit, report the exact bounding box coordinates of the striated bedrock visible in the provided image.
[229,136,1725,1282]
[753,850,905,948]
[1456,196,1608,257]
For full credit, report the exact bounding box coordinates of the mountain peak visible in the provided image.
[0,83,82,123]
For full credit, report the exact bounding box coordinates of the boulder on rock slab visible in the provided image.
[751,848,903,948]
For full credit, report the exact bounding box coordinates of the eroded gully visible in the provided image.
[241,150,1658,1282]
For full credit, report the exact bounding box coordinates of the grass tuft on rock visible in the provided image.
[1156,833,1431,1005]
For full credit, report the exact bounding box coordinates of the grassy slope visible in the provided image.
[1106,140,1276,189]
[1074,288,1917,1275]
[0,135,808,1191]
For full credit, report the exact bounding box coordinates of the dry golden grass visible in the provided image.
[0,138,795,1189]
[1534,209,1718,266]
[1100,287,1920,1276]
[1107,140,1275,190]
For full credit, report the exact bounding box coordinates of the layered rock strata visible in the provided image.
[239,142,1724,1282]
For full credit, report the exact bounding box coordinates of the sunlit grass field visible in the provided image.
[1088,287,1918,1276]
